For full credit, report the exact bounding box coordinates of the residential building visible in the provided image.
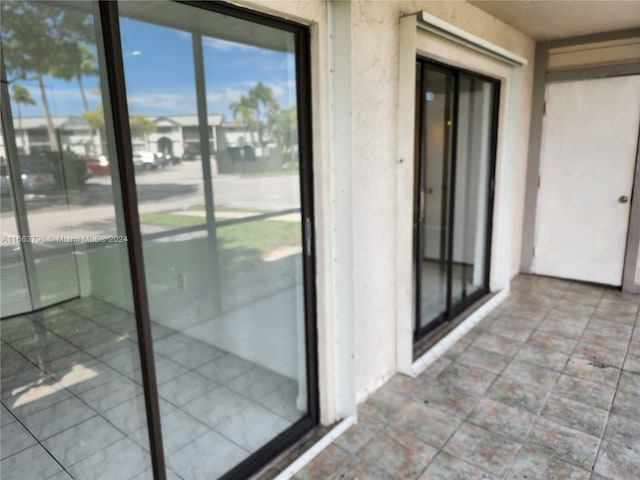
[0,114,224,158]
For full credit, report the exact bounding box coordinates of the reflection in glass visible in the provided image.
[417,66,454,331]
[118,1,309,478]
[415,63,496,338]
[1,120,32,316]
[1,2,152,478]
[451,75,493,305]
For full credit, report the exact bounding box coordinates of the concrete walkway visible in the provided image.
[294,275,640,480]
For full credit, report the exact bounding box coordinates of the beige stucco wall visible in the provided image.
[349,0,535,395]
[230,0,536,410]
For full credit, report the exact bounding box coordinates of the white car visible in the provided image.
[133,151,161,170]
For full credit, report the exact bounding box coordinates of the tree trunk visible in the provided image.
[76,73,90,112]
[17,104,28,153]
[256,105,266,149]
[37,73,59,151]
[77,72,97,154]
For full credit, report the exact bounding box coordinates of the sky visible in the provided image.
[9,14,297,122]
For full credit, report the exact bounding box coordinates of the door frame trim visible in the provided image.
[531,75,640,288]
[396,12,526,375]
[522,30,640,292]
[622,124,640,293]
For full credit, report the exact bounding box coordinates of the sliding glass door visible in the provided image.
[1,1,316,479]
[414,59,498,342]
[116,2,315,478]
[1,4,153,479]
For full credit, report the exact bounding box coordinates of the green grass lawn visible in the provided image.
[139,212,204,227]
[139,212,301,268]
[239,168,298,177]
[185,204,270,214]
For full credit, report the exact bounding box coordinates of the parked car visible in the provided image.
[0,160,57,194]
[80,155,110,175]
[163,153,181,165]
[15,152,92,189]
[181,148,199,161]
[133,151,162,170]
[154,152,170,168]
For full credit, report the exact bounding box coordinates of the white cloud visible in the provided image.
[223,87,243,103]
[9,83,100,117]
[206,88,243,113]
[236,81,291,99]
[113,88,243,116]
[203,37,258,53]
[270,84,285,98]
[127,92,196,112]
[206,92,222,104]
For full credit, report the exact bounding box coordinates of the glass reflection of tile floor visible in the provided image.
[419,261,448,320]
[420,261,469,320]
[1,297,302,480]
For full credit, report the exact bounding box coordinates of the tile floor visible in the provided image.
[0,297,303,480]
[295,275,640,480]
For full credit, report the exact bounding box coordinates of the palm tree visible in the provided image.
[2,1,94,151]
[50,44,99,153]
[229,84,281,150]
[272,105,297,146]
[230,95,257,146]
[50,44,98,112]
[10,84,36,153]
[248,82,278,147]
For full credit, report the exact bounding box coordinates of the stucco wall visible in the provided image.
[231,0,536,410]
[349,0,535,395]
[636,246,640,291]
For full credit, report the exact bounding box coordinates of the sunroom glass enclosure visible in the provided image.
[0,2,317,479]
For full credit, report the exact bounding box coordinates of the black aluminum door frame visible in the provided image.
[413,58,500,344]
[413,62,455,341]
[98,2,319,479]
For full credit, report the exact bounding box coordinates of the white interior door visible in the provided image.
[533,75,640,286]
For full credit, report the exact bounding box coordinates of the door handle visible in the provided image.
[619,195,629,204]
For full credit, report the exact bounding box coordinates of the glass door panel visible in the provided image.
[451,75,494,308]
[1,0,98,310]
[201,18,307,407]
[1,2,153,478]
[118,2,312,477]
[0,122,33,316]
[416,65,454,334]
[415,60,497,342]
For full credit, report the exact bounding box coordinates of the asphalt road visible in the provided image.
[1,160,301,241]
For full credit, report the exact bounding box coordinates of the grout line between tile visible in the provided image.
[589,301,640,476]
[417,279,553,479]
[0,398,75,478]
[501,287,615,478]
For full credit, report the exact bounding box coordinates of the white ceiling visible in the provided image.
[468,0,640,41]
